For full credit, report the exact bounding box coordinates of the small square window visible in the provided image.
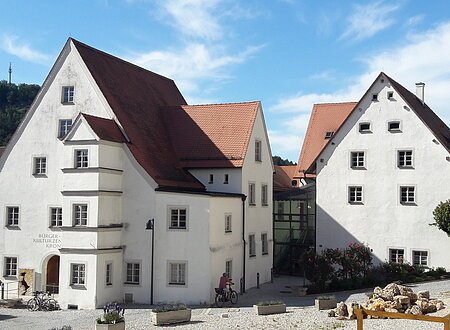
[50,207,62,227]
[359,123,371,133]
[75,149,89,168]
[58,119,73,138]
[261,233,268,255]
[387,91,394,99]
[224,174,229,184]
[398,150,413,168]
[249,234,256,257]
[62,86,74,104]
[33,157,47,175]
[400,186,415,204]
[412,251,428,266]
[169,208,187,229]
[249,183,256,205]
[4,257,17,277]
[6,206,19,226]
[125,262,140,284]
[208,174,214,184]
[350,151,365,169]
[169,262,186,285]
[324,131,334,139]
[71,263,86,286]
[389,249,404,263]
[348,186,363,204]
[372,94,378,101]
[225,214,232,233]
[388,121,401,132]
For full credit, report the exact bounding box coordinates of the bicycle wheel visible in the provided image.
[215,293,224,308]
[230,290,238,304]
[27,298,39,311]
[46,298,57,311]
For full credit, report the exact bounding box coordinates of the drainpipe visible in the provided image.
[241,195,247,294]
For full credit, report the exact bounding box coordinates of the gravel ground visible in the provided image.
[1,279,449,330]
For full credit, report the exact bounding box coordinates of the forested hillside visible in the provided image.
[0,81,40,145]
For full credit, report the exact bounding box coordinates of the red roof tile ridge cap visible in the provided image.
[70,38,176,84]
[314,101,358,106]
[182,100,260,107]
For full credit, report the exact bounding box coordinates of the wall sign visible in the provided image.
[32,233,61,249]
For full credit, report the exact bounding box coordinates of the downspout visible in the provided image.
[241,195,247,294]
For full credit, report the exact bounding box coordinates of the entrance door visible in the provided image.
[46,255,60,294]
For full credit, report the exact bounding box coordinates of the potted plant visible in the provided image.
[151,303,191,326]
[315,295,337,310]
[96,302,125,330]
[254,300,286,315]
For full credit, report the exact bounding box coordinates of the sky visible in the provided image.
[1,0,450,162]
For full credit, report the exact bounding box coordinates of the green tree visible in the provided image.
[272,155,297,166]
[431,199,450,236]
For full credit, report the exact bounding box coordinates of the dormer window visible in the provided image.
[359,122,371,133]
[62,86,74,104]
[324,131,334,139]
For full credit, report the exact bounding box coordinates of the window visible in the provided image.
[387,91,394,99]
[225,260,232,278]
[359,122,371,133]
[75,149,88,168]
[106,263,112,286]
[261,233,268,255]
[33,157,47,175]
[225,214,232,233]
[73,204,88,226]
[388,121,401,132]
[348,186,363,204]
[50,207,62,227]
[249,234,256,257]
[255,140,262,162]
[169,262,186,285]
[372,93,378,101]
[389,249,404,264]
[350,151,365,169]
[224,174,229,184]
[249,183,256,205]
[62,86,74,104]
[208,174,214,184]
[324,131,334,139]
[71,263,86,286]
[58,119,72,138]
[261,184,268,206]
[398,150,413,168]
[413,251,428,266]
[4,257,17,277]
[6,206,19,226]
[125,262,140,284]
[169,208,187,229]
[400,186,415,204]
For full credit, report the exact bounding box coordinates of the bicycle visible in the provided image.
[27,291,57,311]
[214,281,238,307]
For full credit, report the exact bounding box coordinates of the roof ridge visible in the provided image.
[70,38,176,83]
[183,101,260,107]
[314,101,358,106]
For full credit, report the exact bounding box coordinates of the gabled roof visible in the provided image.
[161,102,259,168]
[274,165,297,192]
[0,147,5,158]
[82,114,127,143]
[295,102,356,178]
[71,38,204,190]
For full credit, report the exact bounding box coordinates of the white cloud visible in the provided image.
[407,14,425,27]
[271,21,450,161]
[341,1,400,41]
[0,34,49,64]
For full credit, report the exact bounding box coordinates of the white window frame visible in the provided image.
[358,122,371,133]
[62,86,74,104]
[397,150,414,168]
[168,207,188,230]
[168,261,187,286]
[73,204,88,226]
[348,186,363,204]
[74,149,89,169]
[400,186,416,205]
[33,157,47,175]
[50,207,63,227]
[70,263,86,286]
[261,184,268,206]
[261,233,268,255]
[350,151,365,169]
[388,120,402,132]
[389,248,405,264]
[4,256,18,277]
[255,140,262,162]
[225,213,232,233]
[249,234,256,257]
[249,182,256,206]
[58,119,73,138]
[125,261,140,285]
[6,206,20,227]
[106,262,113,286]
[225,259,232,278]
[412,250,429,267]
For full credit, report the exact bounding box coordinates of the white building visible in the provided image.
[0,38,273,309]
[300,72,450,269]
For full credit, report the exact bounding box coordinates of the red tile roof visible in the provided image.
[294,102,356,178]
[162,102,259,168]
[82,114,127,143]
[273,165,297,192]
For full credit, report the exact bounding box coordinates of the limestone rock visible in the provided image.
[417,291,430,300]
[436,301,445,311]
[410,305,422,315]
[336,302,348,317]
[347,302,357,320]
[384,307,399,313]
[384,283,400,296]
[393,295,410,305]
[398,285,413,296]
[328,310,336,317]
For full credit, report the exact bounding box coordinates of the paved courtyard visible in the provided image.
[1,277,449,329]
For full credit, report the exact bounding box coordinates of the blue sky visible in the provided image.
[1,0,450,162]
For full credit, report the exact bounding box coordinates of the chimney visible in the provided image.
[415,82,425,103]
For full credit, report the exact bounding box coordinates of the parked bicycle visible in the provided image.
[214,281,238,307]
[27,291,57,311]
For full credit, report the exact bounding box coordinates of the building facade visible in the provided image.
[0,39,273,309]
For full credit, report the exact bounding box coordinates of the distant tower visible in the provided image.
[8,62,12,84]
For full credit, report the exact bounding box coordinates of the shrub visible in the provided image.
[302,250,334,289]
[97,302,125,324]
[430,199,450,236]
[152,303,187,313]
[436,267,447,275]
